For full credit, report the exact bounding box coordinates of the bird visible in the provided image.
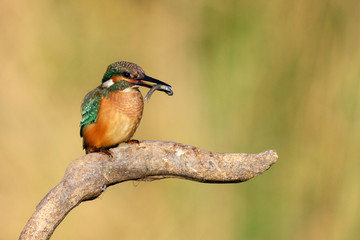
[80,61,172,155]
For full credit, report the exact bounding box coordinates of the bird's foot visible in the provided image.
[126,139,140,144]
[99,148,113,158]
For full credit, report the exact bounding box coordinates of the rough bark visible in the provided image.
[19,140,278,240]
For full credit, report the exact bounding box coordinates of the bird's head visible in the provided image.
[101,61,171,90]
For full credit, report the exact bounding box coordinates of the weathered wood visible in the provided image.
[19,140,278,240]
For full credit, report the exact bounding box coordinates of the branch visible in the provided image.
[19,140,278,240]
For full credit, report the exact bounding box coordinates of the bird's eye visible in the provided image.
[123,72,131,78]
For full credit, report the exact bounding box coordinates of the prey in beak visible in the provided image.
[131,74,173,102]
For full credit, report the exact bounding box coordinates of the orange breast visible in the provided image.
[83,88,144,152]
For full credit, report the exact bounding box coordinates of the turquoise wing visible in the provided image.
[80,87,104,137]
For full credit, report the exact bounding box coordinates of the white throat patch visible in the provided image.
[102,79,114,88]
[123,85,139,92]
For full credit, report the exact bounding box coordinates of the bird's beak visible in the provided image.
[133,75,171,88]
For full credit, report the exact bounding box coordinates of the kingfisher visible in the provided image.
[80,61,173,155]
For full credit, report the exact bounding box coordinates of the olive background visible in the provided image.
[1,0,359,239]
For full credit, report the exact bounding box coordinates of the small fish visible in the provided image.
[144,84,173,103]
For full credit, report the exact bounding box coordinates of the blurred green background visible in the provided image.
[1,0,359,239]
